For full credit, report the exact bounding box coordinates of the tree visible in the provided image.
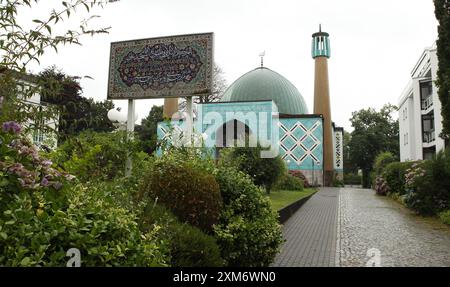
[348,104,399,188]
[343,131,358,174]
[135,105,164,154]
[178,63,228,111]
[0,0,115,135]
[434,0,450,144]
[38,66,115,142]
[221,145,287,194]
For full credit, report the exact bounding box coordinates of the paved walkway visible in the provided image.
[273,187,450,267]
[273,188,339,267]
[339,187,450,267]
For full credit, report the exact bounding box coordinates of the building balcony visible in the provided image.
[421,96,433,110]
[423,130,436,143]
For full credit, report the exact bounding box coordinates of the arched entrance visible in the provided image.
[215,119,252,157]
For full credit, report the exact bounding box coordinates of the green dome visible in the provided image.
[221,67,308,114]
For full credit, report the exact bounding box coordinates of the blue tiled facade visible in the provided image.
[157,100,324,175]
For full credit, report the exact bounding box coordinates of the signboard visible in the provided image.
[107,33,213,99]
[334,129,343,170]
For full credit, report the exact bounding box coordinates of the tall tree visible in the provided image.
[135,105,164,154]
[434,0,450,144]
[348,104,399,187]
[38,66,114,141]
[0,0,116,135]
[343,131,358,174]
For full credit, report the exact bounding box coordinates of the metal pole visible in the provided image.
[312,158,314,187]
[126,99,135,176]
[186,96,193,146]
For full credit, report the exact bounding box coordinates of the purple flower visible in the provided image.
[41,177,50,187]
[41,160,52,168]
[2,121,22,134]
[53,181,63,190]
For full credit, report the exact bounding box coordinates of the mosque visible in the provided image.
[158,27,344,186]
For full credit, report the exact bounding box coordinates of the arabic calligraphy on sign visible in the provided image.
[118,43,203,91]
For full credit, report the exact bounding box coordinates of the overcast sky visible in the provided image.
[22,0,438,131]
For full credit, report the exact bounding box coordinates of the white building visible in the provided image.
[398,43,445,162]
[1,70,58,149]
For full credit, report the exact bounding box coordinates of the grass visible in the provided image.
[267,188,316,211]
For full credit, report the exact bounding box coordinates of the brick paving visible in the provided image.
[273,187,339,267]
[273,187,450,267]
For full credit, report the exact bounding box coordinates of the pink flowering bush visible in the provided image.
[0,122,167,266]
[403,151,450,215]
[0,121,73,194]
[404,163,426,191]
[374,176,390,195]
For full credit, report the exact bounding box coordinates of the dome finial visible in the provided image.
[319,24,322,32]
[259,51,265,68]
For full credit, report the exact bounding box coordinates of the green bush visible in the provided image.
[220,145,286,193]
[139,150,222,232]
[288,170,310,187]
[213,166,283,267]
[404,151,450,215]
[50,130,145,181]
[439,210,450,225]
[0,123,169,266]
[373,152,396,176]
[344,173,362,185]
[274,173,304,191]
[382,161,415,195]
[140,204,223,267]
[0,179,167,266]
[169,223,224,267]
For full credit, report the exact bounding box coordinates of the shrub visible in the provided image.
[344,173,362,185]
[0,124,168,266]
[382,161,415,195]
[50,130,143,181]
[220,145,286,193]
[373,152,396,176]
[213,166,283,267]
[139,150,222,232]
[439,210,450,225]
[288,170,311,187]
[274,173,304,191]
[374,176,390,195]
[140,204,223,267]
[169,223,224,267]
[404,151,450,215]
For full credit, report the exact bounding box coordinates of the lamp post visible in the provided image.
[108,107,138,176]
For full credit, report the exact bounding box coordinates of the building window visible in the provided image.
[33,129,44,145]
[420,81,433,110]
[422,113,435,143]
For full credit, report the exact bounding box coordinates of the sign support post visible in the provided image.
[126,99,135,176]
[186,96,193,145]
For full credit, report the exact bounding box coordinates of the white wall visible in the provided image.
[398,44,445,162]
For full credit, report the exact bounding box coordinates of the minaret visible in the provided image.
[163,98,179,119]
[312,25,334,186]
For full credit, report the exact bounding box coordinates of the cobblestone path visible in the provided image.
[273,187,450,267]
[339,187,450,267]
